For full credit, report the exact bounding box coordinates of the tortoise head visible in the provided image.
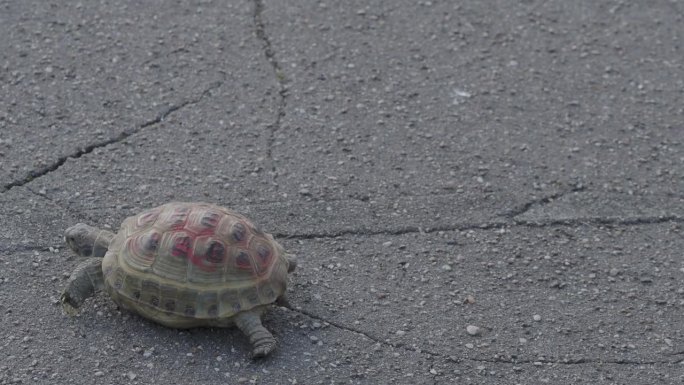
[65,223,110,258]
[285,254,297,273]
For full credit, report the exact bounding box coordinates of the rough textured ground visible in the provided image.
[1,0,683,384]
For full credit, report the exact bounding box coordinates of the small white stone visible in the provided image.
[126,371,137,380]
[466,325,482,336]
[382,241,393,247]
[533,314,542,322]
[465,343,474,349]
[396,330,406,336]
[441,264,452,271]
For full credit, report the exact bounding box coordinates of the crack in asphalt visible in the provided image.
[514,215,683,228]
[0,244,52,255]
[500,184,587,218]
[253,0,287,190]
[0,80,223,194]
[281,305,673,366]
[273,221,508,240]
[273,214,682,240]
[2,215,679,258]
[281,304,426,352]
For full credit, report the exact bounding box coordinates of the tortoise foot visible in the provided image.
[60,292,80,316]
[251,338,277,359]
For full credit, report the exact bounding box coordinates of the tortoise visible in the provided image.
[61,202,296,358]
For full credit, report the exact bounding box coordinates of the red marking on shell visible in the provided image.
[169,233,227,273]
[235,251,252,269]
[171,235,192,259]
[204,241,226,264]
[255,244,272,275]
[126,204,277,276]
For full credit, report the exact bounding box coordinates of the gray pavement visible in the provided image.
[1,0,683,384]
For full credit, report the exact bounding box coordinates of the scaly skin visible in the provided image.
[61,225,115,314]
[234,309,277,358]
[64,223,115,258]
[61,257,105,315]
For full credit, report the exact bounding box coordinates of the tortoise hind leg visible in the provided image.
[234,310,277,359]
[61,258,105,316]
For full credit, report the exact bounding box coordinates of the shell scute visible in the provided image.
[160,205,191,231]
[136,207,161,228]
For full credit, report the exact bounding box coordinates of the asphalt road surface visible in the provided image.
[1,0,683,384]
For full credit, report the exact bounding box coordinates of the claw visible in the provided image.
[60,292,80,316]
[251,340,277,359]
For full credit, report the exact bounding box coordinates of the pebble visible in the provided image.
[126,371,137,380]
[382,241,393,247]
[464,295,476,304]
[465,343,474,349]
[395,330,406,336]
[441,264,452,271]
[94,371,104,377]
[309,335,319,343]
[533,314,542,322]
[466,325,482,336]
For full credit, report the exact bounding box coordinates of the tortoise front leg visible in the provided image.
[61,258,105,316]
[234,310,277,359]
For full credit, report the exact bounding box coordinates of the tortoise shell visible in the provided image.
[101,202,289,327]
